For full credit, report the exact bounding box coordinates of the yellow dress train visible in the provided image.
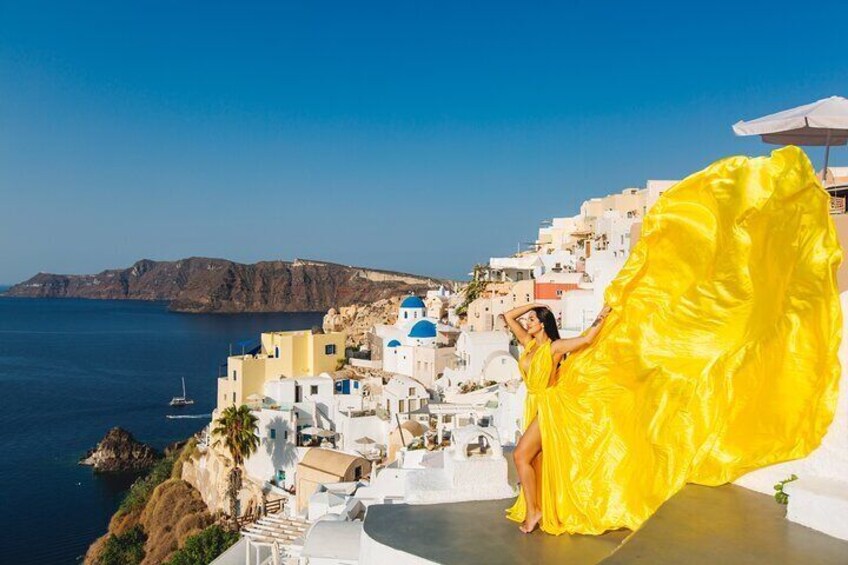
[506,146,843,535]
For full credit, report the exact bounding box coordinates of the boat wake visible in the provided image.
[166,414,211,419]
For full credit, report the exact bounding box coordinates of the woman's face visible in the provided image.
[522,310,544,337]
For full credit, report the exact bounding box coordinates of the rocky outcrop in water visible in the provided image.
[7,257,451,314]
[80,427,161,473]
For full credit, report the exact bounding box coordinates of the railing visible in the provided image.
[235,497,286,528]
[265,498,284,514]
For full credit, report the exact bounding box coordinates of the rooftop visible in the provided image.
[362,485,848,564]
[360,446,848,564]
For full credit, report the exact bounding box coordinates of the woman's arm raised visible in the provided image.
[552,305,612,356]
[501,303,540,347]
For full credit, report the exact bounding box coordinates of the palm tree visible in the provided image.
[212,405,260,527]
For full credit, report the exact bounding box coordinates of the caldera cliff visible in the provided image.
[6,257,451,313]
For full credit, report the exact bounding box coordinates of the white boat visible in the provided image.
[169,377,195,407]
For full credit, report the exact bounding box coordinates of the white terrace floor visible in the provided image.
[361,449,848,564]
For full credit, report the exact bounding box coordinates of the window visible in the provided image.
[232,370,237,381]
[354,465,362,480]
[310,385,318,395]
[232,392,236,402]
[556,290,563,297]
[270,429,276,439]
[354,381,359,389]
[325,344,336,355]
[284,431,288,441]
[408,387,415,396]
[404,311,408,319]
[275,346,280,358]
[399,399,405,412]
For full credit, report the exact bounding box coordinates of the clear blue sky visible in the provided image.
[2,1,847,284]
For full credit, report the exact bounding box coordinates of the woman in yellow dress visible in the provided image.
[503,303,611,533]
[503,146,843,536]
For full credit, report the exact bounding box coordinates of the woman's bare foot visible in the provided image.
[519,509,542,533]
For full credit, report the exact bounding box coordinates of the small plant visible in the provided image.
[773,474,798,505]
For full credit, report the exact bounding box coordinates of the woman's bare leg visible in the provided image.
[513,418,543,533]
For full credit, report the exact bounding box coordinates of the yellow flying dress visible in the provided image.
[506,146,842,535]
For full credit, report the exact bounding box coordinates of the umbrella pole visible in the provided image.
[823,129,832,182]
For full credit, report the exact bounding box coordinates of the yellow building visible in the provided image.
[217,329,346,411]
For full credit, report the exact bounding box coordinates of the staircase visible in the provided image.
[241,514,310,563]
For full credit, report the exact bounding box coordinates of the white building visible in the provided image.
[367,425,515,506]
[492,380,527,446]
[243,407,303,489]
[425,286,452,321]
[382,375,429,419]
[481,255,544,282]
[440,330,518,388]
[241,375,337,489]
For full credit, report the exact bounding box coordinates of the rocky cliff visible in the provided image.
[6,257,451,313]
[80,427,161,473]
[323,297,401,348]
[84,436,215,565]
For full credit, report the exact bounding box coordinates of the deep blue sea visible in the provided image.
[0,295,322,564]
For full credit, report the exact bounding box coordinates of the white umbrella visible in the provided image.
[300,426,325,436]
[354,436,376,445]
[733,96,848,178]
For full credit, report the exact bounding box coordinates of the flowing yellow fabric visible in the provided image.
[506,146,843,535]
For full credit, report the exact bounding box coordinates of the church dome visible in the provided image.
[387,339,401,347]
[408,320,437,338]
[400,296,426,309]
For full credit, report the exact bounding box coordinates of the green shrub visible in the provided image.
[774,474,798,505]
[171,437,199,480]
[100,525,146,565]
[165,525,240,565]
[119,451,178,514]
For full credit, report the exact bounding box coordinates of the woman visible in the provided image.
[500,146,842,536]
[501,303,611,533]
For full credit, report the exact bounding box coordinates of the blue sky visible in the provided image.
[2,1,847,283]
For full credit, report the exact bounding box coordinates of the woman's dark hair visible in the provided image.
[532,306,560,342]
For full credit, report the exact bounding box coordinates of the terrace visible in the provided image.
[359,448,848,564]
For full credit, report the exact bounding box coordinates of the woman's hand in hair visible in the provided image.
[502,303,538,346]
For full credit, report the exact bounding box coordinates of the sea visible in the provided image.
[0,293,322,564]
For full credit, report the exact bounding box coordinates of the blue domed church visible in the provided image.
[370,294,459,387]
